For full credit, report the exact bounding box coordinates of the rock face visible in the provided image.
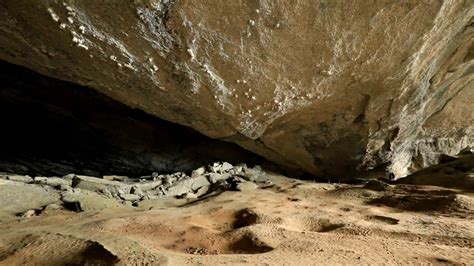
[0,1,472,178]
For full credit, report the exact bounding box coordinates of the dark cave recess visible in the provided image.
[0,60,264,177]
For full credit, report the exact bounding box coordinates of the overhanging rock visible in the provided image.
[0,1,472,177]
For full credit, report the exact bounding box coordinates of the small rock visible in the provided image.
[221,162,233,172]
[364,179,390,191]
[21,209,37,218]
[233,165,244,174]
[209,162,222,173]
[192,167,206,177]
[236,182,258,191]
[7,175,33,183]
[120,193,141,201]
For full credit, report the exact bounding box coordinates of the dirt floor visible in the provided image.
[0,172,473,265]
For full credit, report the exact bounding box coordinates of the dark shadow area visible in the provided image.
[0,60,264,177]
[366,185,473,216]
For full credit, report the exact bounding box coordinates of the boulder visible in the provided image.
[0,1,472,178]
[71,175,131,195]
[35,177,72,188]
[167,176,211,196]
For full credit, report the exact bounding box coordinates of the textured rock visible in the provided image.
[396,154,474,189]
[0,1,472,178]
[35,177,72,188]
[71,175,131,195]
[3,175,33,183]
[236,181,258,192]
[167,175,211,196]
[0,183,61,217]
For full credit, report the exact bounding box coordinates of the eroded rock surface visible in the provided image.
[0,162,269,222]
[0,1,472,177]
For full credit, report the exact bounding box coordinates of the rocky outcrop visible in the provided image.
[0,1,472,178]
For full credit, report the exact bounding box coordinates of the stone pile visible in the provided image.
[0,162,268,207]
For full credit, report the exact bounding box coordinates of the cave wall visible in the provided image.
[0,60,263,177]
[0,0,472,178]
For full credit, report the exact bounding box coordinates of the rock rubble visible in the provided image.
[0,162,268,216]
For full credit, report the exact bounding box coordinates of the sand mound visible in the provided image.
[0,234,118,265]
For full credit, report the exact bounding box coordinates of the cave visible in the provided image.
[0,60,263,177]
[0,1,473,264]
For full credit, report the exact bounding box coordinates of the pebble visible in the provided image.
[22,209,37,218]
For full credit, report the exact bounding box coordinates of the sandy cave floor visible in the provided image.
[0,173,473,265]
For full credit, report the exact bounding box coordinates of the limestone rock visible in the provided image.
[35,177,72,188]
[208,173,231,184]
[191,167,206,177]
[236,182,258,192]
[0,1,472,178]
[62,190,130,212]
[21,209,37,218]
[5,175,33,183]
[135,180,163,192]
[167,176,211,196]
[0,182,60,215]
[120,193,141,202]
[71,175,130,195]
[103,175,129,182]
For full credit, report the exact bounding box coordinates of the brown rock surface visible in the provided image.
[0,1,472,177]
